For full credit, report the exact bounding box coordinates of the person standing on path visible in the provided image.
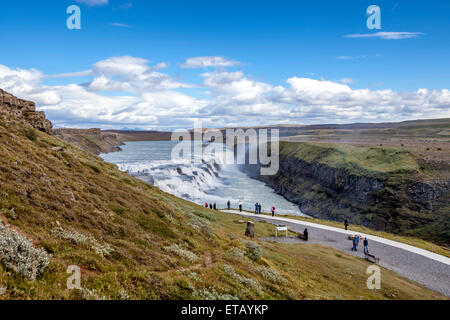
[344,219,349,230]
[303,228,308,241]
[364,238,369,254]
[227,200,231,210]
[239,200,242,212]
[258,203,262,215]
[255,202,259,215]
[352,235,358,251]
[213,202,217,210]
[271,206,275,217]
[205,202,208,208]
[209,203,212,209]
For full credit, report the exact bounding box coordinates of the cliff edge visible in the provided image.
[0,89,52,134]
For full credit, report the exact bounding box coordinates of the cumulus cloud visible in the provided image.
[87,56,191,93]
[344,32,423,40]
[0,65,61,106]
[0,57,204,129]
[0,55,449,129]
[181,56,240,69]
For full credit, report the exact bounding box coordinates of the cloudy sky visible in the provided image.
[0,0,449,130]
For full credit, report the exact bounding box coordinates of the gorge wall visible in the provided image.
[245,142,450,245]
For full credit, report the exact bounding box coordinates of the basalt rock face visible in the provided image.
[245,152,450,245]
[0,89,53,134]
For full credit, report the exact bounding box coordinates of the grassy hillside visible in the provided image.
[279,142,420,179]
[0,119,446,300]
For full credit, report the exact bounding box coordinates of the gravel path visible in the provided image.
[222,210,450,297]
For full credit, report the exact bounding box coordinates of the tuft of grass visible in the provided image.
[24,128,37,142]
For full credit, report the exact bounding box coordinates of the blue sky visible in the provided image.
[0,0,449,129]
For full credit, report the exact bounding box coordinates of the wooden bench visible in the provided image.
[275,226,288,238]
[364,252,380,264]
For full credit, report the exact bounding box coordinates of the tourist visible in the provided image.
[258,203,262,214]
[303,228,308,241]
[271,206,275,217]
[239,200,242,212]
[344,219,349,230]
[352,235,358,251]
[213,202,217,210]
[209,203,212,209]
[254,202,259,215]
[227,200,231,210]
[205,202,208,208]
[364,238,369,254]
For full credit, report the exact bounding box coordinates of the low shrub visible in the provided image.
[228,247,246,259]
[223,264,261,294]
[163,244,198,263]
[257,266,287,284]
[193,286,238,300]
[244,241,262,261]
[0,225,50,280]
[51,227,113,257]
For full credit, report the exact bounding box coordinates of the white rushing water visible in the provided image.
[100,140,306,216]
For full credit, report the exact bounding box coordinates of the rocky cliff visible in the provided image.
[0,89,52,134]
[245,142,450,245]
[53,128,124,154]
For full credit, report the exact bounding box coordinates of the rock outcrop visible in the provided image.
[0,89,53,134]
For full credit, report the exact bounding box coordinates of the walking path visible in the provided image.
[221,209,450,297]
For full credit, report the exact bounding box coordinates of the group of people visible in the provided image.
[223,200,275,216]
[204,202,217,210]
[351,234,370,254]
[344,219,370,254]
[254,202,276,216]
[254,202,262,214]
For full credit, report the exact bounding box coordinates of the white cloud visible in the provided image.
[110,23,133,28]
[92,56,149,76]
[88,56,191,93]
[153,62,169,70]
[285,77,352,94]
[344,32,423,40]
[181,56,240,69]
[76,0,109,6]
[45,70,93,79]
[0,55,449,129]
